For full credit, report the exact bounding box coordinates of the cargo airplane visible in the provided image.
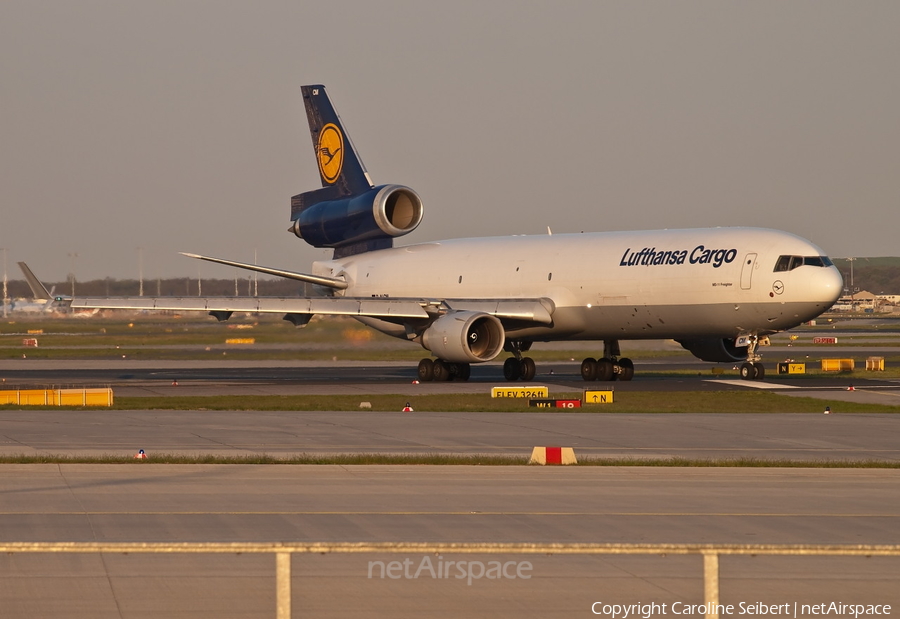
[70,85,843,381]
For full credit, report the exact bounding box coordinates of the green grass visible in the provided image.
[1,349,691,362]
[1,313,681,361]
[3,346,426,361]
[3,391,893,413]
[0,453,896,468]
[5,314,900,361]
[120,391,900,413]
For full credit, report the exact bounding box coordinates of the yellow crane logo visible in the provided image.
[317,123,344,184]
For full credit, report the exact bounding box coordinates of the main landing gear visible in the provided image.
[501,341,536,381]
[739,335,766,381]
[580,339,633,382]
[417,358,470,382]
[581,357,633,381]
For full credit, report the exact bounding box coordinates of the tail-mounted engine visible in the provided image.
[290,184,423,249]
[296,86,425,257]
[421,311,506,364]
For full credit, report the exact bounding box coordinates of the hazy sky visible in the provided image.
[2,1,898,281]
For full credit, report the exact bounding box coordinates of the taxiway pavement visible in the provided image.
[1,410,899,461]
[3,358,900,406]
[1,465,899,618]
[1,358,899,617]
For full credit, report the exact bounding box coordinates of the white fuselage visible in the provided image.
[312,227,843,342]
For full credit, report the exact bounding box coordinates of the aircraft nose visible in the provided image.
[817,266,844,305]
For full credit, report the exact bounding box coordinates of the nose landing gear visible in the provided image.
[739,335,766,380]
[739,361,766,380]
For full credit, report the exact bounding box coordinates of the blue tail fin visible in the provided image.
[290,85,424,258]
[291,85,374,218]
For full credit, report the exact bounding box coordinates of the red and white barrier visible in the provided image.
[529,446,577,465]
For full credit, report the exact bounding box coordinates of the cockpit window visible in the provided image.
[774,255,792,272]
[774,255,834,272]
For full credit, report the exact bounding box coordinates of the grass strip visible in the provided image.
[0,453,523,465]
[0,453,897,468]
[2,347,690,362]
[101,391,900,413]
[3,392,898,413]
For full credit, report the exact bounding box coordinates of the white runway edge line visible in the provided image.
[706,380,800,389]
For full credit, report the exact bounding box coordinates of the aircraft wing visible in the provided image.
[68,296,555,324]
[70,297,430,319]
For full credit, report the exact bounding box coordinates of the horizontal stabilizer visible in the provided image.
[180,252,348,290]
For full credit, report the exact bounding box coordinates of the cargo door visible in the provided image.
[740,253,757,290]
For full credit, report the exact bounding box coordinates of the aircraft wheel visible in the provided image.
[503,357,522,381]
[521,357,536,381]
[454,362,471,381]
[417,358,434,382]
[740,362,758,380]
[596,358,615,381]
[433,359,451,381]
[581,358,597,381]
[752,362,765,380]
[618,358,634,381]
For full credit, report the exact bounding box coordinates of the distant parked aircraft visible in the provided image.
[1,262,58,314]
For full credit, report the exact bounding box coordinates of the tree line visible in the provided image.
[3,277,307,299]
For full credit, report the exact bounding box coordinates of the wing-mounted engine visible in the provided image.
[676,338,749,363]
[421,311,506,363]
[290,184,423,248]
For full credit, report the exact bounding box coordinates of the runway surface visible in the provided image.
[1,465,899,617]
[2,358,899,617]
[2,410,899,461]
[3,357,900,406]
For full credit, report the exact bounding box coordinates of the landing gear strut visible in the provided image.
[502,340,536,381]
[581,340,634,382]
[739,335,766,381]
